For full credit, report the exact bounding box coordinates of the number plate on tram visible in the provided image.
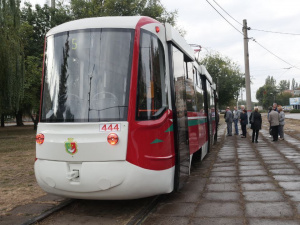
[99,124,121,132]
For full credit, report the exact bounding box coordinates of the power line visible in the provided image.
[212,0,243,26]
[205,0,300,72]
[250,28,300,36]
[205,0,243,36]
[251,38,300,71]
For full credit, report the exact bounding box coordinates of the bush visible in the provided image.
[290,109,300,113]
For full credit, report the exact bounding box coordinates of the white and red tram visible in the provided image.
[35,16,218,199]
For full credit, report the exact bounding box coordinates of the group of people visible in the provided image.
[224,105,251,138]
[268,103,285,142]
[224,103,285,143]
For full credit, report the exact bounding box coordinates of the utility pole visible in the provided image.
[243,19,252,121]
[51,0,55,9]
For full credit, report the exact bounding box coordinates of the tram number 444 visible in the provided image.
[100,123,121,132]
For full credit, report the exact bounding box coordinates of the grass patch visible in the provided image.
[0,125,45,215]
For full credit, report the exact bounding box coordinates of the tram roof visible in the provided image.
[165,23,194,62]
[46,16,195,62]
[46,16,155,36]
[198,64,215,88]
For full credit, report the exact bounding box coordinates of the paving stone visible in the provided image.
[273,175,300,182]
[242,183,277,191]
[245,202,293,217]
[239,165,264,170]
[267,164,294,169]
[142,215,189,225]
[211,166,236,172]
[213,163,235,167]
[203,192,240,201]
[180,180,207,193]
[164,191,202,203]
[243,191,285,201]
[240,176,273,183]
[210,171,237,177]
[239,161,261,166]
[264,160,287,165]
[270,169,300,175]
[285,191,300,201]
[248,219,300,225]
[191,218,244,225]
[239,170,267,176]
[194,202,243,217]
[153,203,197,216]
[209,177,238,183]
[278,182,300,190]
[206,183,239,192]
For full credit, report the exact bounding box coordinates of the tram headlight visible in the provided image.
[36,133,44,144]
[155,26,160,33]
[107,133,118,145]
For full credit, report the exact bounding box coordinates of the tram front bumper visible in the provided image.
[34,159,174,200]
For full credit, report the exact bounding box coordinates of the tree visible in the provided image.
[256,76,278,109]
[200,53,244,109]
[276,92,293,106]
[291,78,298,90]
[69,0,177,25]
[277,80,290,93]
[0,0,25,127]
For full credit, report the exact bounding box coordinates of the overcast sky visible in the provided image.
[161,0,300,102]
[23,0,300,103]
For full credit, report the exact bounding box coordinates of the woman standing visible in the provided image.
[250,107,262,143]
[240,109,248,138]
[278,105,285,140]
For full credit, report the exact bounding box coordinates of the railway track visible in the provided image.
[20,194,162,225]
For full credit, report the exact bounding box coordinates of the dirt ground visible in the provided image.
[0,126,45,216]
[0,114,299,216]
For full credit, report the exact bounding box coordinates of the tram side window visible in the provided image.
[206,80,211,109]
[136,30,167,120]
[195,71,204,113]
[186,63,196,112]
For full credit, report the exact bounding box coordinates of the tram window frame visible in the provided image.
[136,29,168,121]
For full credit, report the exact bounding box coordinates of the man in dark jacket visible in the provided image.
[249,107,262,143]
[240,109,248,138]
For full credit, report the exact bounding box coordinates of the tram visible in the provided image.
[35,16,218,200]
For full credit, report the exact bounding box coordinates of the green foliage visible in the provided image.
[278,80,290,92]
[276,92,293,106]
[69,0,177,25]
[290,109,300,113]
[0,0,24,116]
[256,76,278,109]
[200,52,244,108]
[22,56,42,114]
[256,76,294,109]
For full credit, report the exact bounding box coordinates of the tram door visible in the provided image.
[169,45,190,191]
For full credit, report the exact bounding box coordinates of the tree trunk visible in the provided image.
[1,114,4,127]
[16,110,24,126]
[30,112,39,130]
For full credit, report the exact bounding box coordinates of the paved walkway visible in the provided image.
[143,124,300,225]
[285,113,300,120]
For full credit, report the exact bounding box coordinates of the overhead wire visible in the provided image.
[250,38,300,71]
[205,0,243,36]
[206,0,300,72]
[211,0,242,26]
[250,28,300,36]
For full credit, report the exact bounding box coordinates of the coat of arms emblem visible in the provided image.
[65,138,78,155]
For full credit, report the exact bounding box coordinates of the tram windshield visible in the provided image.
[41,28,134,122]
